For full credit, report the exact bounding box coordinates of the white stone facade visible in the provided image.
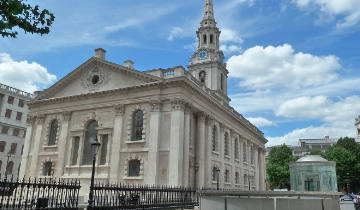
[20,0,267,198]
[0,83,32,178]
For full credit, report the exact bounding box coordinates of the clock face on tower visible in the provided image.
[199,50,208,60]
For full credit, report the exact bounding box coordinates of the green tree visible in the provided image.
[266,145,296,189]
[0,0,55,38]
[323,140,360,193]
[336,137,360,161]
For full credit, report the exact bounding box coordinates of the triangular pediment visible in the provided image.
[38,57,160,99]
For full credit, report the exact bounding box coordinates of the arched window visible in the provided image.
[128,159,141,177]
[210,34,214,44]
[225,169,230,183]
[220,74,224,90]
[48,119,58,146]
[203,34,207,44]
[244,174,248,185]
[6,161,13,175]
[132,110,144,141]
[243,142,247,162]
[82,120,98,165]
[212,125,217,151]
[235,138,239,159]
[224,132,229,156]
[43,161,53,176]
[250,146,255,164]
[235,172,240,184]
[199,71,206,84]
[212,167,218,181]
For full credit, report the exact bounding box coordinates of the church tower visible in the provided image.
[188,0,230,103]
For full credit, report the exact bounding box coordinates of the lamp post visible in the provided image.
[216,168,220,190]
[5,153,12,177]
[88,136,101,210]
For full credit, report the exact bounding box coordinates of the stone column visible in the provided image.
[219,124,224,188]
[109,104,124,183]
[196,112,206,188]
[146,101,161,184]
[29,115,45,177]
[169,98,185,186]
[205,117,214,187]
[55,111,72,177]
[258,148,265,190]
[19,115,35,178]
[183,105,191,187]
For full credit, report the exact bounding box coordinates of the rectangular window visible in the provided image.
[100,135,108,165]
[7,96,14,104]
[9,143,17,154]
[1,126,9,134]
[0,141,6,152]
[16,112,22,121]
[13,128,19,136]
[18,99,24,107]
[71,137,80,165]
[5,109,12,118]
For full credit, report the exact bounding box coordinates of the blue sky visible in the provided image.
[1,0,360,146]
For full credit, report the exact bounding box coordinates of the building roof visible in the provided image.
[296,155,328,162]
[299,138,360,144]
[0,82,33,99]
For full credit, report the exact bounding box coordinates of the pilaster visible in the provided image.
[55,111,72,177]
[19,115,35,178]
[29,114,45,177]
[109,104,125,182]
[147,100,162,184]
[168,98,185,186]
[196,111,206,188]
[183,105,191,187]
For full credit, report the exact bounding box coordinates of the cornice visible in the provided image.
[29,76,266,143]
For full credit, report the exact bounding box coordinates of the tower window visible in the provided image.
[210,34,213,44]
[203,34,207,44]
[220,74,224,90]
[199,71,206,84]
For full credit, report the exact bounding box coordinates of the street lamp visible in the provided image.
[88,136,101,210]
[216,168,220,190]
[5,153,12,177]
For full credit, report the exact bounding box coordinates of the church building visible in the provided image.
[20,0,267,196]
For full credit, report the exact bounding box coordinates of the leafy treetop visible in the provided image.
[0,0,55,38]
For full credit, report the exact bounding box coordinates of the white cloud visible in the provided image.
[0,53,56,93]
[266,95,360,146]
[219,28,243,54]
[227,44,341,89]
[246,117,275,127]
[168,27,184,41]
[220,45,242,53]
[220,28,244,44]
[293,0,360,28]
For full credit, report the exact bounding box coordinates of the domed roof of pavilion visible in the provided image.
[296,155,328,162]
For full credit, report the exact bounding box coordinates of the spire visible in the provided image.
[203,0,215,21]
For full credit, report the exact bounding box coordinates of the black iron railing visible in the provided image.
[0,176,80,209]
[92,183,199,209]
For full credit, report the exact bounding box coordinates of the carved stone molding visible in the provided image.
[26,115,35,125]
[37,115,46,124]
[197,111,206,122]
[171,98,186,111]
[80,65,110,90]
[150,100,162,112]
[62,111,72,121]
[114,104,125,116]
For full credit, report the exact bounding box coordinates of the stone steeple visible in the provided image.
[201,0,215,26]
[188,0,230,103]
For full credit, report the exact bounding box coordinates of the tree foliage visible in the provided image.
[266,145,296,189]
[323,137,360,192]
[0,0,55,38]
